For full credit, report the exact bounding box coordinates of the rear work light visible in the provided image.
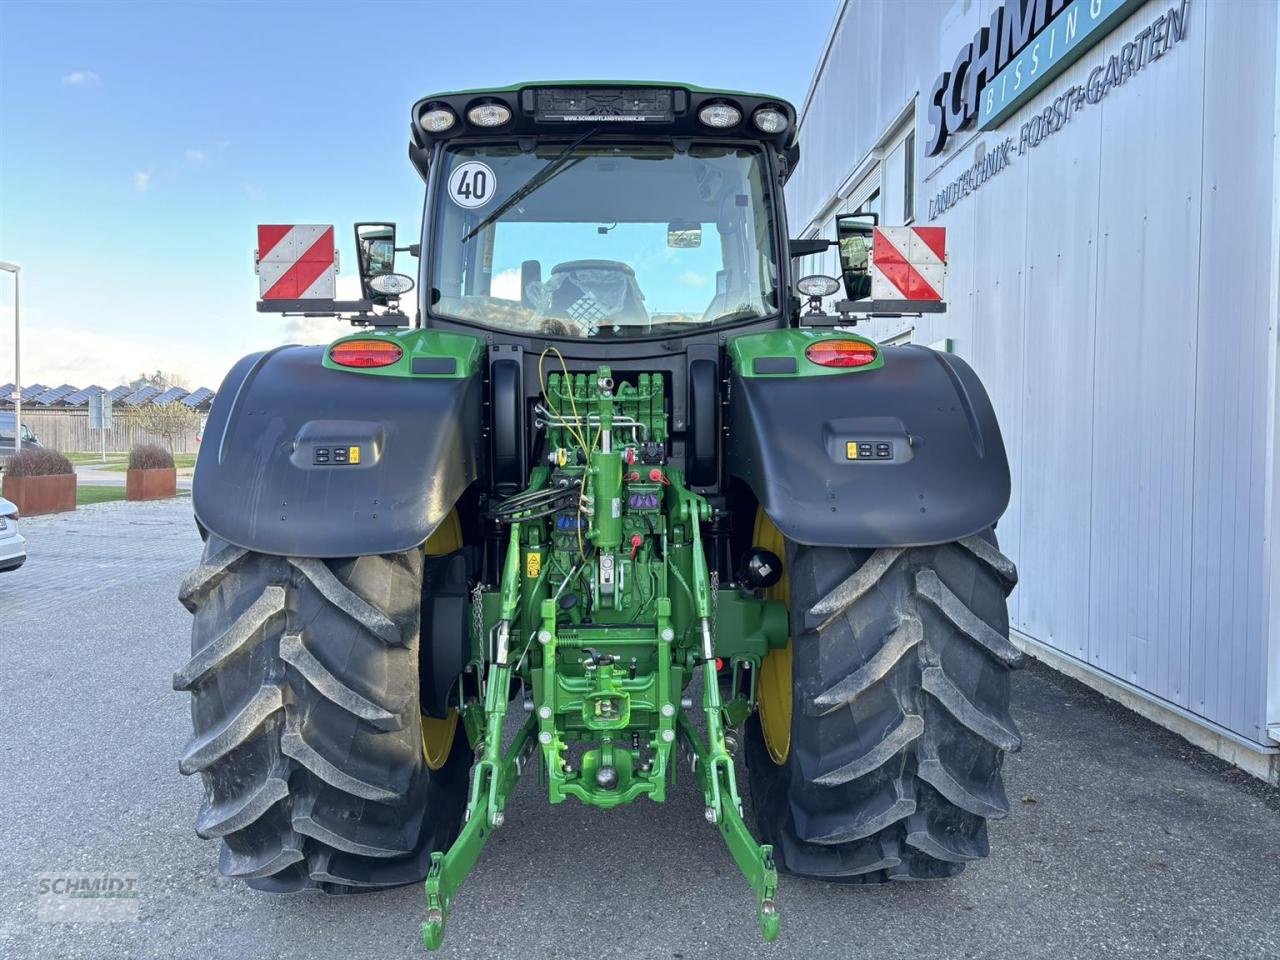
[752,107,789,134]
[805,339,878,368]
[698,101,742,128]
[467,102,512,127]
[420,106,457,132]
[330,339,403,368]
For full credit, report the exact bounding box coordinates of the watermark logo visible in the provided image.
[36,872,140,922]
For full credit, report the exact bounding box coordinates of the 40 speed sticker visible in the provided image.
[448,161,496,208]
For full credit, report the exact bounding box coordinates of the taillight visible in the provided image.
[804,339,878,368]
[330,339,403,368]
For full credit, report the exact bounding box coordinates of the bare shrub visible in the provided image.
[5,447,74,477]
[129,443,175,471]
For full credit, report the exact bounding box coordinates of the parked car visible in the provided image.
[0,496,26,573]
[0,412,42,472]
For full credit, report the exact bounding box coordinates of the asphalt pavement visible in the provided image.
[1,498,1277,960]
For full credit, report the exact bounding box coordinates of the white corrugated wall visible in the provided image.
[789,0,1280,750]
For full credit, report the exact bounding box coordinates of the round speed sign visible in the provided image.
[447,161,497,209]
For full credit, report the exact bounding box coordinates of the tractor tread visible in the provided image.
[194,761,291,839]
[809,713,924,787]
[179,542,248,612]
[173,585,287,691]
[747,529,1019,883]
[797,792,917,846]
[806,615,922,715]
[904,811,989,863]
[287,557,403,646]
[775,829,902,878]
[280,713,403,802]
[178,682,285,775]
[921,665,1022,750]
[218,829,305,879]
[291,791,413,859]
[916,756,1010,818]
[178,540,468,893]
[958,534,1018,590]
[279,632,401,729]
[806,547,904,631]
[915,569,1022,665]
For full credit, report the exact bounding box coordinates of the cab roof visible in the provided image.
[408,80,800,181]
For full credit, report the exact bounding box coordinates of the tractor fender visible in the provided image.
[193,345,482,558]
[726,345,1010,548]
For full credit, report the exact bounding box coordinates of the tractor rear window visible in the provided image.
[426,142,779,338]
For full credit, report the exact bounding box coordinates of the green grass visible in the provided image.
[65,452,128,464]
[65,452,197,471]
[99,453,196,472]
[77,485,127,505]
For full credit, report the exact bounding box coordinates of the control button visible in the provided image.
[314,447,330,464]
[348,445,361,465]
[333,447,348,464]
[845,441,859,460]
[875,443,892,459]
[858,443,874,459]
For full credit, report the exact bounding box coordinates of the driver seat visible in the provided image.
[544,260,649,330]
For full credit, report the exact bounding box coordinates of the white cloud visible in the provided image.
[133,170,151,193]
[0,270,424,399]
[490,268,522,301]
[185,148,207,163]
[61,70,101,87]
[0,320,239,393]
[281,314,350,345]
[678,270,709,288]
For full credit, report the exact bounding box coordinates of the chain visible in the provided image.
[470,583,484,654]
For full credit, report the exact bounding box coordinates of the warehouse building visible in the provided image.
[790,0,1279,780]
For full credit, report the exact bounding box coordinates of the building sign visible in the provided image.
[927,0,1145,156]
[928,0,1190,220]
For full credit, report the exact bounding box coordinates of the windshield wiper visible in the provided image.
[461,125,602,243]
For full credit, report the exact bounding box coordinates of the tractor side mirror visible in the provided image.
[355,222,397,300]
[667,221,702,248]
[835,214,877,301]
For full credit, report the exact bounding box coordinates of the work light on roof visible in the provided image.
[752,107,788,134]
[420,106,457,133]
[467,102,512,128]
[697,102,741,129]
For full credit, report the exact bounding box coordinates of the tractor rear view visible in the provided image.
[175,82,1020,948]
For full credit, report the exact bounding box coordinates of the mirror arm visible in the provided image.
[788,238,834,258]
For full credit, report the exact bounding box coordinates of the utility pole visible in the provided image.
[0,262,18,455]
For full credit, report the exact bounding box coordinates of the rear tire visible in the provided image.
[175,536,470,892]
[745,529,1020,882]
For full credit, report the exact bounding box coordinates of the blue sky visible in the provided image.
[0,0,837,391]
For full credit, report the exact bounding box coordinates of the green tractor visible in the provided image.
[176,83,1020,948]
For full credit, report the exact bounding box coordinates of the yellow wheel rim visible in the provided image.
[425,508,463,556]
[421,508,464,770]
[422,710,460,770]
[754,509,792,765]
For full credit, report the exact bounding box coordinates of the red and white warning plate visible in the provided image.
[871,227,946,302]
[257,224,336,300]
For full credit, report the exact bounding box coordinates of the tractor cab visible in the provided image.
[405,85,795,342]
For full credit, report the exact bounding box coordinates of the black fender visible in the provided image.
[193,345,482,558]
[726,345,1010,548]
